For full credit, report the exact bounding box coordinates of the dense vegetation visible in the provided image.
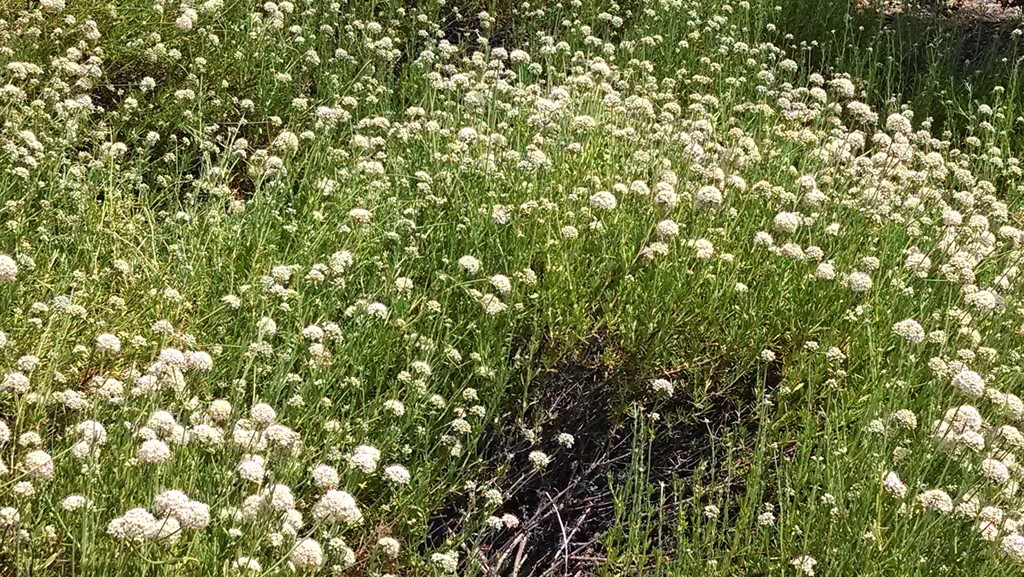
[1,0,1023,575]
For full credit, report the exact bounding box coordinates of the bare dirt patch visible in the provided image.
[426,336,781,576]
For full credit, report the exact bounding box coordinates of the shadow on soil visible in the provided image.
[426,335,782,576]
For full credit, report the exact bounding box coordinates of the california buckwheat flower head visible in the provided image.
[383,464,411,484]
[311,464,339,490]
[22,450,54,479]
[892,319,924,343]
[232,557,262,574]
[997,425,1024,449]
[942,405,984,433]
[557,433,575,448]
[790,555,817,576]
[695,185,723,209]
[236,454,266,483]
[773,212,801,234]
[159,348,187,367]
[528,451,550,470]
[480,293,508,315]
[691,239,714,259]
[207,399,232,422]
[383,399,405,416]
[656,219,679,238]
[95,333,121,353]
[458,255,481,274]
[951,370,985,398]
[312,490,362,524]
[61,495,90,512]
[185,351,213,371]
[753,231,775,247]
[138,439,172,463]
[490,274,512,295]
[0,255,18,283]
[107,508,157,541]
[365,302,389,318]
[76,420,108,446]
[348,445,381,473]
[431,551,459,574]
[981,459,1011,484]
[891,409,918,430]
[882,471,908,498]
[261,484,295,512]
[842,271,872,292]
[290,538,324,571]
[917,489,954,513]
[349,208,372,223]
[1002,534,1024,561]
[378,536,401,558]
[650,378,674,396]
[249,403,277,425]
[589,190,617,210]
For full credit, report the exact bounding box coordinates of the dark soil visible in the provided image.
[425,335,782,576]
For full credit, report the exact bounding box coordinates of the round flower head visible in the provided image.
[650,378,674,396]
[95,333,121,353]
[589,190,617,210]
[951,370,985,398]
[882,471,907,498]
[261,484,295,512]
[943,405,983,432]
[290,538,324,571]
[159,348,187,367]
[185,351,213,371]
[981,459,1011,484]
[694,185,723,209]
[348,445,381,473]
[250,403,277,425]
[22,450,54,479]
[107,508,157,541]
[383,464,411,484]
[457,255,481,274]
[843,271,872,292]
[557,433,575,448]
[890,409,918,430]
[311,464,340,490]
[61,495,90,512]
[528,451,550,470]
[232,557,262,574]
[790,555,817,576]
[383,399,405,416]
[490,274,512,295]
[349,208,372,223]
[311,490,362,524]
[773,212,801,234]
[0,255,18,282]
[138,439,172,463]
[892,319,924,343]
[656,219,679,238]
[236,455,266,483]
[1002,534,1024,561]
[175,500,210,530]
[0,506,19,528]
[147,411,178,435]
[997,425,1024,449]
[153,490,192,517]
[917,489,954,513]
[431,551,459,574]
[207,399,233,422]
[378,536,401,558]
